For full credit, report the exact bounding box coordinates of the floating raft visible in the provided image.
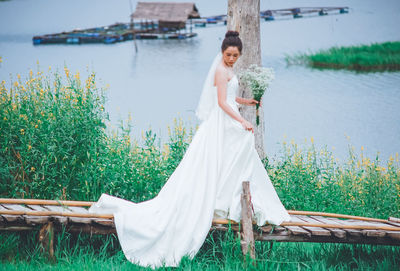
[194,6,349,26]
[32,6,349,45]
[32,22,195,45]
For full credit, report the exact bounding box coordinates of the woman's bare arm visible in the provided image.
[215,66,254,133]
[235,96,262,106]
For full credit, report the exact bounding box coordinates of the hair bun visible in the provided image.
[225,31,239,38]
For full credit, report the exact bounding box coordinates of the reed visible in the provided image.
[286,41,400,72]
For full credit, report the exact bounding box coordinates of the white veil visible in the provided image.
[195,52,222,122]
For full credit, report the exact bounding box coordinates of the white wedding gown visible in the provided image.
[89,64,291,268]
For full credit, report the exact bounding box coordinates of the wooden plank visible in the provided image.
[40,205,68,224]
[93,218,115,227]
[259,225,286,233]
[384,220,400,228]
[341,219,387,238]
[26,205,51,224]
[351,219,390,238]
[292,215,331,236]
[0,204,22,222]
[281,223,311,237]
[65,224,117,235]
[310,216,346,239]
[2,204,48,225]
[324,217,362,237]
[61,206,92,224]
[0,225,33,231]
[255,234,400,246]
[387,231,400,241]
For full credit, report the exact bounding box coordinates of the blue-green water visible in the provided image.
[1,0,399,161]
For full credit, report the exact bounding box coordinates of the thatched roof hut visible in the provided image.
[131,2,200,30]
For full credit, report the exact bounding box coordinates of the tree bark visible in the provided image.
[227,0,265,158]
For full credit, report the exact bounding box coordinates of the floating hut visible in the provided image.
[130,2,200,38]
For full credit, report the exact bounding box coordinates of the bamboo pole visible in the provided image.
[0,198,94,207]
[0,210,113,219]
[287,210,389,223]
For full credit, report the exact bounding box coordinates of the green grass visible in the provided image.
[1,65,399,269]
[0,229,399,270]
[286,41,400,72]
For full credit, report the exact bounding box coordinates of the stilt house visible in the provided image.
[130,2,200,32]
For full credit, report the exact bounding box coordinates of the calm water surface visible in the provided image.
[1,0,399,161]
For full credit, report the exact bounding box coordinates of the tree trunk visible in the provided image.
[227,0,265,158]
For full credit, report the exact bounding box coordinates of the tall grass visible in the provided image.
[1,229,399,270]
[286,41,400,72]
[0,67,194,202]
[268,139,400,218]
[1,66,400,269]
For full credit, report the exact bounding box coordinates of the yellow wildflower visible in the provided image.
[20,128,24,135]
[30,167,35,172]
[64,67,70,78]
[376,166,386,172]
[28,145,32,151]
[75,72,80,81]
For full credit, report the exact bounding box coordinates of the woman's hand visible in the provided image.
[246,98,262,107]
[240,119,254,133]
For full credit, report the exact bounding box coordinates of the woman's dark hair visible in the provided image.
[221,31,242,53]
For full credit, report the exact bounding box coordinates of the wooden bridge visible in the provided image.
[1,182,399,259]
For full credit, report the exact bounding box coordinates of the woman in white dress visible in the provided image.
[89,31,291,268]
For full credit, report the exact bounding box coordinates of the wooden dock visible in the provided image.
[1,182,399,259]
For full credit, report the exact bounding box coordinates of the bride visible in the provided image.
[89,30,291,268]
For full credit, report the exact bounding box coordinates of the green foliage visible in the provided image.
[0,68,108,200]
[267,138,400,219]
[286,41,400,72]
[1,66,399,216]
[0,230,399,270]
[0,67,194,203]
[1,66,400,269]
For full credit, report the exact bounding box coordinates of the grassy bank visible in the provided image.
[1,66,399,269]
[287,41,400,72]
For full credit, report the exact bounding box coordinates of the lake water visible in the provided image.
[1,0,399,162]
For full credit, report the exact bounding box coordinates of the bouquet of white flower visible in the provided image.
[239,64,275,125]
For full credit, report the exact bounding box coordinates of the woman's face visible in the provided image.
[222,46,240,67]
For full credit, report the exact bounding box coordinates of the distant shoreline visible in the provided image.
[287,41,400,72]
